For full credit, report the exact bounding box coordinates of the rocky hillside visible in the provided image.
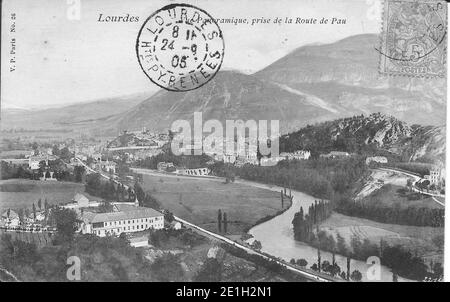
[280,113,445,165]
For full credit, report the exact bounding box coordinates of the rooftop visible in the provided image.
[82,207,163,224]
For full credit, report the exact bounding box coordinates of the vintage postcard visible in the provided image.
[0,0,447,285]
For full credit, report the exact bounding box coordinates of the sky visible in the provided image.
[1,0,381,109]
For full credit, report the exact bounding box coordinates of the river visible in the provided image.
[131,168,411,282]
[244,181,412,282]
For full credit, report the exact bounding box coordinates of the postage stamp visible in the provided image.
[136,3,225,91]
[379,0,447,77]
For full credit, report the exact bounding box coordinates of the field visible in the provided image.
[361,183,441,209]
[319,213,444,264]
[140,174,288,236]
[0,178,96,212]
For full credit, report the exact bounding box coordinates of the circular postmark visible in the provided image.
[136,3,225,91]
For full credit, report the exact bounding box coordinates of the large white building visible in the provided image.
[365,156,388,165]
[80,205,164,237]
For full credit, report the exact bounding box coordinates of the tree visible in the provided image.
[350,270,362,282]
[151,253,185,282]
[37,199,42,210]
[51,207,79,244]
[393,272,398,282]
[223,212,228,234]
[346,257,351,281]
[194,258,222,282]
[317,248,321,272]
[98,201,114,213]
[74,166,85,183]
[406,178,413,192]
[32,203,36,220]
[217,209,222,233]
[17,208,25,225]
[432,262,443,279]
[296,258,308,267]
[252,240,262,250]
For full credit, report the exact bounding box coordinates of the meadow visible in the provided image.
[319,213,444,265]
[0,178,96,212]
[140,174,288,235]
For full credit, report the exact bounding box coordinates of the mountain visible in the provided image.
[99,71,339,135]
[1,94,149,131]
[280,113,445,165]
[1,34,445,146]
[255,34,446,127]
[105,34,445,135]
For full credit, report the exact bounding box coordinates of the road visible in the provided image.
[174,216,333,282]
[80,163,334,282]
[75,157,131,189]
[0,267,19,282]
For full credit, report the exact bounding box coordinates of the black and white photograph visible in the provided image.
[0,0,448,287]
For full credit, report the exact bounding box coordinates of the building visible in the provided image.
[177,167,210,176]
[97,160,116,174]
[1,210,20,227]
[170,221,182,230]
[28,154,56,170]
[28,157,42,170]
[63,193,101,209]
[1,158,29,168]
[27,211,46,223]
[157,162,174,172]
[320,151,350,159]
[260,156,280,166]
[365,156,388,165]
[79,206,164,237]
[129,236,150,247]
[279,150,311,161]
[429,168,443,186]
[223,154,236,164]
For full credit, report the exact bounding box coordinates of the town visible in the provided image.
[0,114,445,282]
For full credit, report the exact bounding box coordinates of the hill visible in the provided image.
[280,113,445,165]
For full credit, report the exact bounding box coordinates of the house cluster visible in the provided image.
[79,203,164,237]
[96,160,117,174]
[205,140,259,167]
[157,162,211,176]
[1,153,57,171]
[0,208,46,228]
[107,129,170,150]
[260,150,311,166]
[74,144,101,161]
